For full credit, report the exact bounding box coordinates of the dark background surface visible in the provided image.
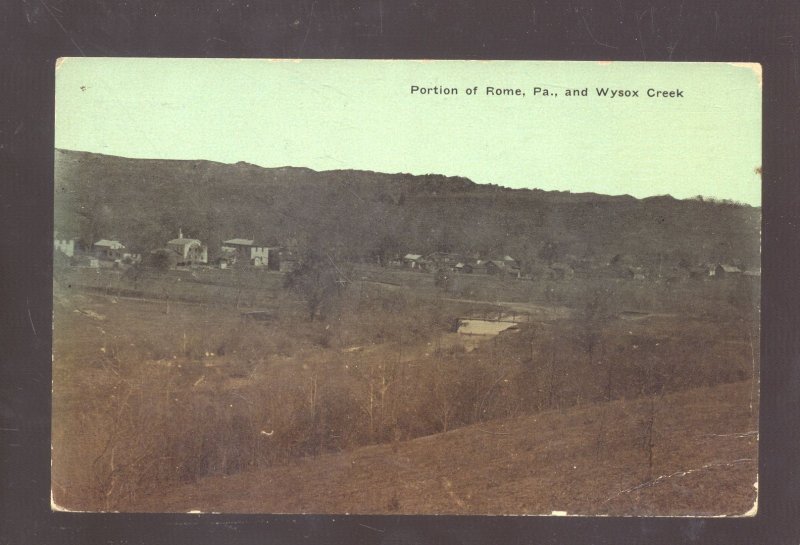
[1,1,798,543]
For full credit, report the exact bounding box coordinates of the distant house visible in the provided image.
[714,264,742,278]
[484,259,521,278]
[403,254,425,270]
[166,229,208,266]
[54,236,75,258]
[221,238,255,257]
[503,256,521,277]
[221,238,276,268]
[93,239,126,261]
[93,236,139,265]
[426,252,466,268]
[454,262,473,274]
[251,247,272,267]
[743,268,761,277]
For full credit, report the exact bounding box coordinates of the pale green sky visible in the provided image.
[55,59,761,205]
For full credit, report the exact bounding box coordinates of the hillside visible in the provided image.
[117,380,758,516]
[54,149,761,270]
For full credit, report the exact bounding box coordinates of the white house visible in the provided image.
[93,239,126,260]
[54,237,75,257]
[167,229,208,265]
[221,238,275,267]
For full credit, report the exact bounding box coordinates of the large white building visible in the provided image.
[166,229,208,265]
[221,238,276,268]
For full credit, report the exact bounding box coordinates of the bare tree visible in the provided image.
[351,357,399,442]
[428,358,460,433]
[578,286,613,367]
[640,395,658,481]
[635,357,666,481]
[544,346,561,410]
[284,248,346,321]
[122,263,144,291]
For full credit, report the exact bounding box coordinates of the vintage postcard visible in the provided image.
[52,59,761,515]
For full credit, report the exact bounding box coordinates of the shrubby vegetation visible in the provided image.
[52,269,758,510]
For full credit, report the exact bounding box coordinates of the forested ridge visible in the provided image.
[55,149,760,270]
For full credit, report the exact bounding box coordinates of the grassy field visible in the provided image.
[118,380,758,516]
[51,264,759,514]
[56,266,286,308]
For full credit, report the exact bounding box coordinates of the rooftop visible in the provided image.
[94,239,124,248]
[167,238,202,246]
[223,238,255,246]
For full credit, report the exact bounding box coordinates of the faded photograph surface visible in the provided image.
[52,59,761,515]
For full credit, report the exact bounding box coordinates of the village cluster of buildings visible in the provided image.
[55,233,142,269]
[53,230,297,272]
[395,253,525,277]
[390,251,760,282]
[54,231,759,281]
